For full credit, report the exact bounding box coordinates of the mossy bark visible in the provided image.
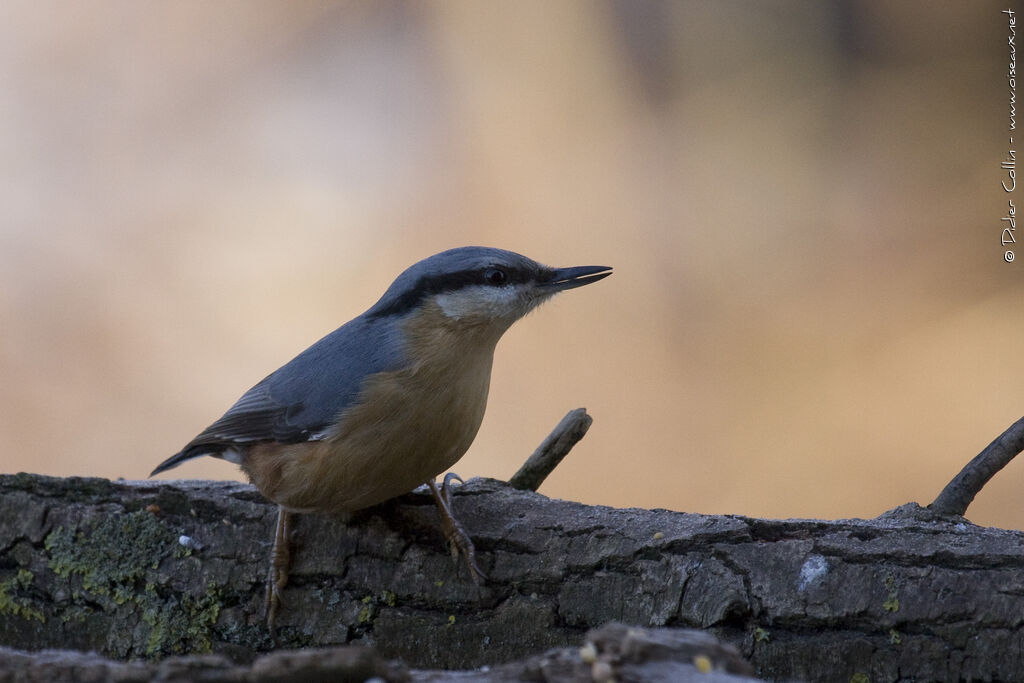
[1,473,1022,681]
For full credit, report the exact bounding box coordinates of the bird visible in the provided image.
[150,246,611,631]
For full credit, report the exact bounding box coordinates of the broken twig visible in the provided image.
[509,408,592,492]
[929,415,1024,517]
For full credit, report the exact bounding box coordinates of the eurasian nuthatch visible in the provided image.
[150,246,611,629]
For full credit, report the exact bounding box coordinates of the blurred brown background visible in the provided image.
[3,1,1024,528]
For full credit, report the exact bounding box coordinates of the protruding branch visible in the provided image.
[509,408,592,491]
[929,415,1024,516]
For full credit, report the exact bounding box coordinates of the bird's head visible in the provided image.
[365,247,611,333]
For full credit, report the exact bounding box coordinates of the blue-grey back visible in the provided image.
[185,313,407,449]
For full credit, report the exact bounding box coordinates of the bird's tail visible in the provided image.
[149,449,203,477]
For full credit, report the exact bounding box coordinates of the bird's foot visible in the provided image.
[429,474,486,583]
[265,506,293,638]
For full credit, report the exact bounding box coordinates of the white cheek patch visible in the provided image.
[435,284,538,320]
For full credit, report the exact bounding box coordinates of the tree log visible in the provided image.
[1,472,1023,681]
[0,623,758,683]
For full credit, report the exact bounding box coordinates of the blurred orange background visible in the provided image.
[3,1,1024,528]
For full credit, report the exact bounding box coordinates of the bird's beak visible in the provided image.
[539,265,613,292]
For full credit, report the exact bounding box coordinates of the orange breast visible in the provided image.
[242,304,502,513]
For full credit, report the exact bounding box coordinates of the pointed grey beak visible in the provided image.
[539,265,613,292]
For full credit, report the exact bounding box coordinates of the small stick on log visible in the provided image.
[929,415,1024,517]
[509,408,592,492]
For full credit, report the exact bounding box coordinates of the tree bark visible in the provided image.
[1,472,1022,682]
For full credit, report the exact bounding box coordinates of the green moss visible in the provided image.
[43,510,226,657]
[754,626,770,643]
[882,574,899,613]
[44,511,180,599]
[888,628,901,645]
[141,585,222,657]
[850,674,870,683]
[355,590,399,627]
[61,605,92,623]
[0,569,45,623]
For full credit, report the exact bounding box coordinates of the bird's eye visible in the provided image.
[483,268,507,286]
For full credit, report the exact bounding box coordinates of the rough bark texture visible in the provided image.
[1,472,1023,681]
[0,623,758,683]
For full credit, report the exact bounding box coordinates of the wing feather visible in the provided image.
[177,315,405,457]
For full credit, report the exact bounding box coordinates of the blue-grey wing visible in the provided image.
[185,315,405,451]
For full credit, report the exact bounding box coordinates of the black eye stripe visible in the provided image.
[367,266,536,319]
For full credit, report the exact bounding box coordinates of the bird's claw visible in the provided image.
[265,563,289,634]
[265,507,293,638]
[441,506,486,583]
[440,472,465,503]
[429,475,487,583]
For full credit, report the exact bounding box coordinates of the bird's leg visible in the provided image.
[265,506,293,635]
[428,474,486,583]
